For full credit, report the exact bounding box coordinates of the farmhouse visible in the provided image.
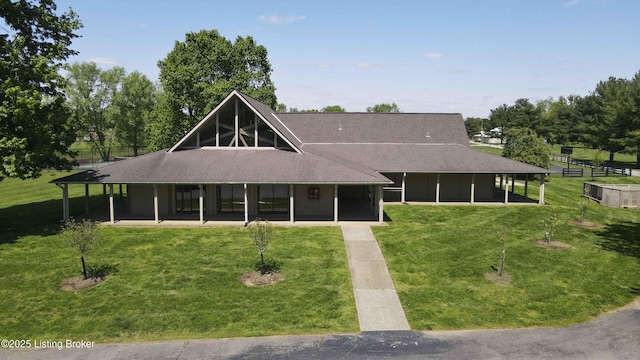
[52,91,549,224]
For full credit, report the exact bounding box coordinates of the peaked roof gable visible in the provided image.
[168,90,302,153]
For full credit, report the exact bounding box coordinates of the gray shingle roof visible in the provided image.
[303,143,548,174]
[276,112,469,145]
[52,148,391,185]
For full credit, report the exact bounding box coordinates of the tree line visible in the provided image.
[466,72,640,165]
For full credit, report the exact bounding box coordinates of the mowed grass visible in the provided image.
[0,172,357,342]
[374,175,640,330]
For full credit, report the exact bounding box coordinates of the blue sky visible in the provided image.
[55,0,639,117]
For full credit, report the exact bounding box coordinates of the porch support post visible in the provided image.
[525,175,529,197]
[84,183,90,215]
[153,184,159,224]
[539,174,545,205]
[470,174,475,204]
[511,176,515,194]
[378,185,384,223]
[435,174,441,204]
[243,183,248,224]
[401,172,406,204]
[499,174,503,190]
[199,184,204,224]
[503,174,509,204]
[109,184,115,224]
[289,185,295,224]
[212,185,218,215]
[62,184,69,221]
[119,184,123,201]
[334,185,339,223]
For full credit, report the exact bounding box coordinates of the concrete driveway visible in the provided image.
[4,298,638,360]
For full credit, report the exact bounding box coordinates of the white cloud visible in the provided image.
[317,63,330,69]
[85,57,120,66]
[258,15,306,24]
[356,62,381,69]
[564,0,582,7]
[425,52,444,59]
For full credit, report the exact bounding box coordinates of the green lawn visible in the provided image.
[1,171,639,341]
[374,176,640,330]
[0,172,357,342]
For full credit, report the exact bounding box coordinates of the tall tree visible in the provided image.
[488,104,512,143]
[0,0,81,180]
[149,29,276,150]
[65,62,124,161]
[464,117,486,138]
[367,102,400,112]
[502,127,551,169]
[321,105,345,112]
[112,71,156,156]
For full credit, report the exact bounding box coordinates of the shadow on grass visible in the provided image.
[596,221,640,260]
[0,195,104,245]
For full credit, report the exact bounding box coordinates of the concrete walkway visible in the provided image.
[341,225,410,331]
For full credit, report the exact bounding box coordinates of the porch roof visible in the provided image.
[51,148,391,185]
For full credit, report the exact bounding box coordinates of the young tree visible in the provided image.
[0,0,82,180]
[543,207,560,243]
[60,218,99,279]
[150,29,277,149]
[502,127,552,169]
[65,62,125,161]
[112,71,156,156]
[578,199,589,223]
[248,218,274,275]
[366,102,400,112]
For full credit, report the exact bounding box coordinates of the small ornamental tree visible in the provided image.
[60,218,99,279]
[543,207,560,243]
[248,218,274,275]
[578,199,590,223]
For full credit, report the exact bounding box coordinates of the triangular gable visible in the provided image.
[169,90,301,153]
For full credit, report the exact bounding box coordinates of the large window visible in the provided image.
[175,185,204,213]
[258,185,289,213]
[218,184,245,213]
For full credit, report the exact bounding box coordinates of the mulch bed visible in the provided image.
[485,272,511,285]
[60,275,106,291]
[240,271,284,286]
[569,220,599,229]
[534,239,572,250]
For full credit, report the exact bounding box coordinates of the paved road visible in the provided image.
[4,299,638,360]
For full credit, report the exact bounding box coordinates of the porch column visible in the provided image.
[435,174,441,204]
[153,184,159,224]
[524,175,529,197]
[289,185,295,224]
[401,172,406,203]
[539,174,545,205]
[62,184,69,221]
[109,184,115,224]
[212,185,218,215]
[499,174,503,190]
[85,184,90,215]
[511,176,515,194]
[470,174,475,204]
[503,174,509,204]
[199,184,204,224]
[243,183,248,224]
[334,185,339,223]
[378,185,384,223]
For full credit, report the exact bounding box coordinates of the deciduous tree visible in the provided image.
[0,0,81,180]
[149,29,277,150]
[112,71,156,156]
[502,127,551,169]
[321,105,345,112]
[366,102,400,112]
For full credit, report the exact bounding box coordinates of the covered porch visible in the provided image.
[52,181,386,225]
